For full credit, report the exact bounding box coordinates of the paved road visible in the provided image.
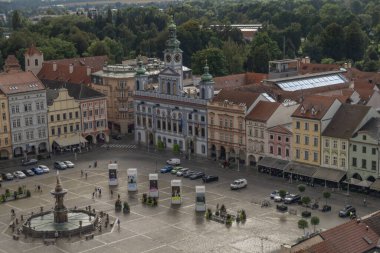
[0,139,379,252]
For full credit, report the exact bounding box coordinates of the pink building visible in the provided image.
[267,124,292,161]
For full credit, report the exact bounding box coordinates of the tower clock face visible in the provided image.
[174,54,181,62]
[166,54,172,63]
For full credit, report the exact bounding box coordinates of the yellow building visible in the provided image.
[47,88,85,152]
[0,93,12,159]
[291,95,341,166]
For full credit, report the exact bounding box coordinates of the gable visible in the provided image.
[159,67,180,77]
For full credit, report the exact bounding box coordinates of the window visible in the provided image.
[2,113,5,120]
[372,161,377,171]
[254,129,258,137]
[325,139,329,148]
[314,124,318,132]
[296,121,300,129]
[219,119,222,127]
[296,149,300,159]
[362,146,366,153]
[76,124,80,131]
[304,151,309,160]
[362,159,367,169]
[313,137,318,147]
[286,149,289,157]
[201,116,205,122]
[69,112,73,119]
[296,135,300,144]
[210,117,214,125]
[270,146,273,154]
[352,157,357,167]
[57,114,60,121]
[286,137,289,142]
[270,135,274,140]
[188,126,193,135]
[188,113,192,120]
[333,156,337,166]
[324,155,330,164]
[304,122,309,130]
[313,152,318,162]
[224,119,228,128]
[83,111,87,117]
[304,136,309,145]
[277,147,282,156]
[89,110,92,117]
[341,158,345,167]
[372,148,376,155]
[353,145,357,152]
[230,120,233,128]
[202,145,206,154]
[333,140,337,149]
[363,135,367,140]
[70,125,73,132]
[342,142,346,150]
[51,128,55,135]
[278,136,281,141]
[35,59,38,66]
[239,122,243,130]
[75,111,79,118]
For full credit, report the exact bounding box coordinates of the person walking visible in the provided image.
[364,198,367,207]
[81,169,83,178]
[117,219,120,230]
[110,189,113,197]
[85,172,88,179]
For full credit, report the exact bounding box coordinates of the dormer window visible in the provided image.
[311,107,316,115]
[300,106,305,114]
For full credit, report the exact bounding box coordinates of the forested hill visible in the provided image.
[1,0,380,76]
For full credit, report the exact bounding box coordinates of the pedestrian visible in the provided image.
[110,189,113,197]
[37,185,40,192]
[99,188,102,197]
[89,163,91,169]
[94,161,97,168]
[118,193,120,199]
[117,219,120,229]
[364,198,367,207]
[81,169,83,178]
[92,192,95,199]
[85,172,88,179]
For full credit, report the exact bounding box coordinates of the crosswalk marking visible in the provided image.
[101,144,137,149]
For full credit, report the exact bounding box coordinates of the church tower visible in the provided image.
[158,17,183,96]
[135,56,148,91]
[199,61,214,100]
[24,44,44,75]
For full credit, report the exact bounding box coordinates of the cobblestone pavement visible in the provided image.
[0,141,379,253]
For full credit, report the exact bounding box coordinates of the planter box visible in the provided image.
[276,204,288,212]
[301,211,311,218]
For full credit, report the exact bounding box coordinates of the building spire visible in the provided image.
[136,55,146,75]
[166,16,180,50]
[201,59,213,82]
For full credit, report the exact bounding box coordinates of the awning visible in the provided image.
[343,178,373,188]
[283,162,318,178]
[257,157,277,168]
[357,180,373,188]
[54,135,87,147]
[370,180,380,191]
[312,167,346,183]
[272,159,289,171]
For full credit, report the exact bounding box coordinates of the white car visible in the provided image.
[13,171,26,179]
[176,168,189,176]
[230,179,247,190]
[166,158,181,166]
[64,161,75,168]
[38,165,50,173]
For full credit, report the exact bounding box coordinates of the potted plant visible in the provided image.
[26,190,31,198]
[226,214,233,226]
[123,201,130,214]
[205,208,212,220]
[240,209,246,221]
[236,211,241,223]
[142,193,147,204]
[115,199,122,212]
[147,196,153,206]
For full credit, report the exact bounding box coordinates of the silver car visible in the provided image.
[13,171,26,179]
[64,161,75,168]
[38,165,50,173]
[176,168,189,176]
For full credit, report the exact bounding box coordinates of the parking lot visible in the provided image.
[0,144,380,252]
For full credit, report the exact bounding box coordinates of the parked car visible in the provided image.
[38,165,50,173]
[63,161,75,168]
[176,168,189,176]
[183,170,196,178]
[271,190,289,202]
[22,169,35,176]
[339,205,356,217]
[270,190,280,199]
[171,166,183,175]
[230,179,248,190]
[54,161,67,170]
[160,165,173,173]
[4,173,14,180]
[112,134,122,140]
[284,194,301,204]
[321,205,332,212]
[22,159,38,166]
[166,158,181,166]
[13,171,26,179]
[202,175,219,183]
[190,172,205,180]
[32,167,44,175]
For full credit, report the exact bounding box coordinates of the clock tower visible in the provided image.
[164,18,183,78]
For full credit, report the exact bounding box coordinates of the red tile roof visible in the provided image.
[267,124,292,135]
[37,63,93,84]
[0,71,45,94]
[24,44,42,56]
[299,63,340,75]
[213,72,268,90]
[292,95,337,120]
[356,89,375,104]
[45,56,108,72]
[212,89,261,108]
[3,55,21,73]
[246,100,280,122]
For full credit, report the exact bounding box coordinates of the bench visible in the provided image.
[85,233,94,240]
[44,239,56,245]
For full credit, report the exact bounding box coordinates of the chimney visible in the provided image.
[69,64,74,74]
[87,66,92,76]
[53,62,57,72]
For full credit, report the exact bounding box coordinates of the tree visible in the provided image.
[298,184,306,195]
[279,189,287,200]
[191,47,228,76]
[310,216,320,233]
[173,144,180,155]
[321,23,345,60]
[323,191,331,206]
[247,32,281,73]
[344,21,367,61]
[12,10,23,31]
[302,196,311,210]
[298,219,308,235]
[221,39,247,74]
